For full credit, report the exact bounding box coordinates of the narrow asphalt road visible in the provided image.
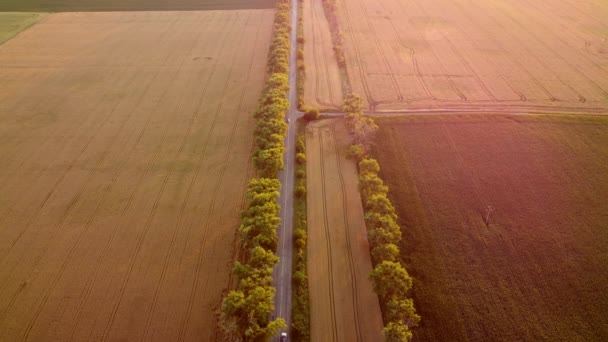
[272,0,302,339]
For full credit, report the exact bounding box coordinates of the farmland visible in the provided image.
[0,12,46,45]
[0,9,273,341]
[306,120,383,342]
[373,115,608,341]
[0,0,274,12]
[336,0,608,112]
[302,0,343,110]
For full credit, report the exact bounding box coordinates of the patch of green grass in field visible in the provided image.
[0,0,273,12]
[373,114,608,341]
[0,12,46,45]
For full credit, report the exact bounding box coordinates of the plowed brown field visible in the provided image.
[0,10,273,341]
[337,0,608,113]
[303,0,343,110]
[306,120,383,342]
[374,115,608,341]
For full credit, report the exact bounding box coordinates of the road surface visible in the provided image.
[272,0,302,339]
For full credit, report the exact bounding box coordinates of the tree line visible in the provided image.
[254,0,291,178]
[220,179,286,340]
[291,135,310,341]
[321,0,346,67]
[345,94,420,342]
[220,0,292,340]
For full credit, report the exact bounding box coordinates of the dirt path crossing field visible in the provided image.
[0,10,273,341]
[306,119,383,342]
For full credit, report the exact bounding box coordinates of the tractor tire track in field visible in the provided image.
[99,14,224,341]
[317,127,339,342]
[177,12,255,342]
[64,16,193,341]
[443,0,556,103]
[353,0,404,103]
[337,0,377,109]
[514,0,608,98]
[0,66,148,314]
[330,124,362,342]
[310,0,339,108]
[0,17,142,182]
[6,32,185,341]
[408,0,520,102]
[0,9,185,291]
[20,12,221,342]
[462,0,587,103]
[140,11,254,341]
[0,16,176,259]
[379,0,466,103]
[0,70,141,264]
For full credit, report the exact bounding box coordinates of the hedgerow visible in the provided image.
[220,179,286,341]
[321,0,346,67]
[221,0,293,340]
[291,134,310,341]
[344,94,420,341]
[254,0,292,178]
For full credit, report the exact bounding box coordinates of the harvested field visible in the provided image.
[303,0,343,110]
[306,119,383,342]
[0,0,273,12]
[374,115,608,341]
[337,0,608,113]
[0,10,273,341]
[0,12,46,45]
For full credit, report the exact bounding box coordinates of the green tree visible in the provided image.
[386,297,421,328]
[303,107,320,121]
[348,143,365,161]
[369,261,413,301]
[343,93,364,115]
[359,173,388,200]
[365,194,397,220]
[296,152,306,165]
[359,158,380,175]
[383,321,413,342]
[371,243,400,263]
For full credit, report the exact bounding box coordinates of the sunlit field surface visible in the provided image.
[0,10,272,341]
[337,0,608,112]
[0,0,273,12]
[374,115,608,341]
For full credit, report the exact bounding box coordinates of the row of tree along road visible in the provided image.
[345,94,420,341]
[220,0,292,340]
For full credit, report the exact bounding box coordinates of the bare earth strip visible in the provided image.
[306,119,383,342]
[0,10,273,342]
[336,0,608,113]
[303,0,343,110]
